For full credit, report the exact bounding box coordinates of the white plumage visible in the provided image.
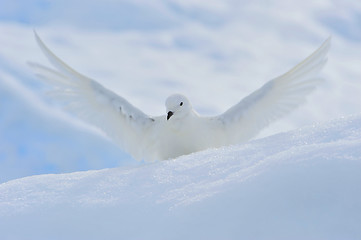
[30,32,330,161]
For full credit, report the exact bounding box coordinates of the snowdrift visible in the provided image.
[1,115,360,240]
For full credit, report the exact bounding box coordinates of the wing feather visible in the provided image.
[214,37,331,143]
[29,31,157,160]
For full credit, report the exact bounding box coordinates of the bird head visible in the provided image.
[165,94,192,121]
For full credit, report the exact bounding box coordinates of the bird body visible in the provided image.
[30,32,330,161]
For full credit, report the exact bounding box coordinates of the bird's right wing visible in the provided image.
[29,31,158,160]
[212,37,331,143]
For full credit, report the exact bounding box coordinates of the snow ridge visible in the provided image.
[1,115,360,240]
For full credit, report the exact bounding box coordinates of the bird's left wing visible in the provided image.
[211,37,330,143]
[29,31,158,160]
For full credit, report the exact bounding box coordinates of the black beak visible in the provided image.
[167,111,173,120]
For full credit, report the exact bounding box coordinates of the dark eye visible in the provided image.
[180,102,183,106]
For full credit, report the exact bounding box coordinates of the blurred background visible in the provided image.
[0,0,360,183]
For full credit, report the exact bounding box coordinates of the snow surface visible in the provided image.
[0,114,360,239]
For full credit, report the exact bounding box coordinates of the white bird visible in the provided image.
[30,32,330,161]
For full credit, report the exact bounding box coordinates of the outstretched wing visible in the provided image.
[213,37,331,143]
[29,31,158,160]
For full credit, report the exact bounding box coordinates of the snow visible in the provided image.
[1,114,361,239]
[1,0,361,238]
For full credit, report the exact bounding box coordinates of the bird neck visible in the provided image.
[167,110,197,132]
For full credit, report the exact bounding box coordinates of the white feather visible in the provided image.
[213,37,330,143]
[30,31,330,161]
[30,31,158,160]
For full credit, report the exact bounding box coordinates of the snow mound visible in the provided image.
[1,115,361,240]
